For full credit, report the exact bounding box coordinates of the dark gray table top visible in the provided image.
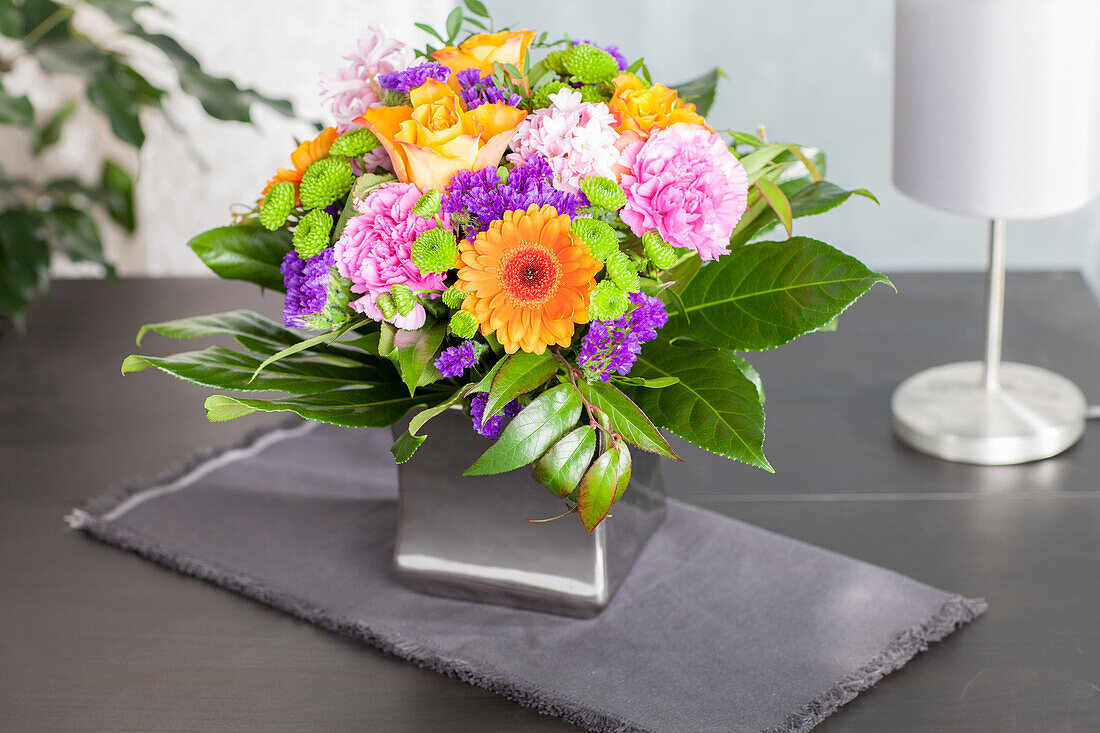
[2,272,1098,732]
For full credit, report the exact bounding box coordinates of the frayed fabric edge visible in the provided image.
[72,513,648,733]
[765,594,987,733]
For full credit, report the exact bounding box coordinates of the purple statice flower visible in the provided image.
[469,392,522,439]
[434,340,478,378]
[572,39,629,71]
[282,248,336,328]
[441,154,587,240]
[456,68,523,110]
[578,292,668,381]
[378,62,451,94]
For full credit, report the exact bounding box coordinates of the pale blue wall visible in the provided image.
[491,0,1100,291]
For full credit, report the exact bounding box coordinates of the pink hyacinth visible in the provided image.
[334,182,446,330]
[619,123,748,261]
[319,26,412,133]
[507,89,620,194]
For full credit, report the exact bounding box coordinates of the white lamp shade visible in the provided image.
[893,0,1100,219]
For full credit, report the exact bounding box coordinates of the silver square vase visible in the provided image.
[392,408,667,617]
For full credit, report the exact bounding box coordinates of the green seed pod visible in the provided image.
[411,226,459,274]
[449,309,478,339]
[642,229,679,270]
[259,180,295,230]
[571,218,619,261]
[299,156,354,210]
[376,293,397,320]
[580,176,627,211]
[291,208,333,259]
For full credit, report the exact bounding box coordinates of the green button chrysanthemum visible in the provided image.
[530,80,568,110]
[588,280,629,320]
[389,283,416,317]
[299,156,354,210]
[571,218,619,262]
[449,309,478,339]
[543,49,568,75]
[579,85,612,104]
[292,208,333,259]
[441,285,467,309]
[563,44,619,85]
[259,180,295,231]
[411,226,458,274]
[605,250,641,291]
[412,188,442,218]
[328,128,380,157]
[580,176,626,212]
[642,229,679,270]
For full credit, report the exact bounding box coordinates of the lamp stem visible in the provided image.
[982,218,1007,392]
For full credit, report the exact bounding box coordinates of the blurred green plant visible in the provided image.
[0,0,294,331]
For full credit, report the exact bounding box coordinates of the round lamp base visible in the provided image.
[891,362,1086,465]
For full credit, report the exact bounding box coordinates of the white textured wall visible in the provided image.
[24,0,1100,286]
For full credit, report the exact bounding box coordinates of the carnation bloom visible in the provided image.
[619,123,749,261]
[358,78,526,190]
[431,30,535,90]
[319,26,412,132]
[334,182,445,329]
[261,127,338,201]
[507,89,620,194]
[608,72,708,138]
[456,204,602,354]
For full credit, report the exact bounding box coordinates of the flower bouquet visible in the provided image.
[126,4,887,539]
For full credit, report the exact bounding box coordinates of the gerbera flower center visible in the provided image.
[499,244,561,307]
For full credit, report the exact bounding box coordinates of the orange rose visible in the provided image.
[357,78,526,190]
[608,73,709,138]
[432,30,535,89]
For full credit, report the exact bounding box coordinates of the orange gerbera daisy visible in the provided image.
[456,204,602,355]
[260,127,339,201]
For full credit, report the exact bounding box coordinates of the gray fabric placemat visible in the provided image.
[69,420,985,733]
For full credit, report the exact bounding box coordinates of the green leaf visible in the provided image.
[445,7,463,44]
[729,352,765,404]
[464,384,582,476]
[138,309,302,351]
[610,442,632,503]
[0,85,34,128]
[414,22,446,45]
[122,345,392,393]
[178,66,292,121]
[407,385,471,436]
[188,225,291,290]
[464,0,490,18]
[628,341,772,471]
[611,376,679,389]
[731,180,877,249]
[391,430,427,463]
[484,351,558,419]
[533,426,596,498]
[250,318,365,380]
[755,178,792,236]
[672,67,722,117]
[86,63,148,147]
[100,159,134,231]
[0,0,21,38]
[665,237,890,351]
[33,99,75,153]
[392,322,447,395]
[203,384,436,428]
[41,207,113,273]
[577,445,623,533]
[0,209,50,324]
[728,130,765,148]
[351,172,397,201]
[576,380,680,461]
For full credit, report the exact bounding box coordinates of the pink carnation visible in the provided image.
[319,26,412,133]
[334,182,445,330]
[507,89,619,194]
[619,123,749,261]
